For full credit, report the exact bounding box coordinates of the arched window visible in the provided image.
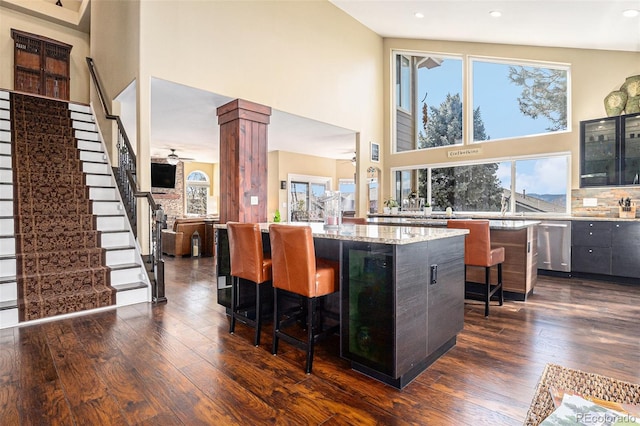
[186,170,209,215]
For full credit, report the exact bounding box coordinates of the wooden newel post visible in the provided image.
[217,99,272,223]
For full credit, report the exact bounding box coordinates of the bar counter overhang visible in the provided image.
[215,222,468,389]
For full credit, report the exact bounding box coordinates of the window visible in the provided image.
[399,155,569,214]
[185,170,209,215]
[393,52,570,152]
[471,59,569,142]
[289,175,332,222]
[339,179,356,213]
[394,51,463,152]
[396,55,411,111]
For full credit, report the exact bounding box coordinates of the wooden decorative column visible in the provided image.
[217,99,272,223]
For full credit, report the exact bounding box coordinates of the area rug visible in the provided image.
[11,92,115,321]
[524,363,640,425]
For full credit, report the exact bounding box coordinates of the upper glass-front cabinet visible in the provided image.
[580,114,640,187]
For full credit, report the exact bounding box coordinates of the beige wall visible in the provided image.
[132,0,383,215]
[0,6,89,102]
[382,38,640,201]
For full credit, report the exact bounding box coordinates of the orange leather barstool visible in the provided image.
[268,224,339,374]
[342,217,367,225]
[227,222,272,346]
[447,220,505,317]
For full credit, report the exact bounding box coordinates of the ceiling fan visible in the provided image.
[166,149,195,165]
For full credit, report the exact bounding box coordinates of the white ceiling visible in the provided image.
[330,0,640,52]
[139,0,640,165]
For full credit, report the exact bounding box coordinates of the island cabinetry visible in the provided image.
[465,226,538,301]
[340,237,464,389]
[611,222,640,279]
[571,221,612,275]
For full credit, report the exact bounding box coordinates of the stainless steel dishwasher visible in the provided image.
[537,220,571,273]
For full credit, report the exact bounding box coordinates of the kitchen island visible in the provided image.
[215,222,468,389]
[367,216,540,300]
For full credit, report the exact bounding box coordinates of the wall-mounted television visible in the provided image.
[151,163,176,189]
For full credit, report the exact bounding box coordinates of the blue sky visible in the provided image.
[417,57,567,195]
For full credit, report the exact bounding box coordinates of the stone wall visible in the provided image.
[151,158,184,229]
[572,187,640,218]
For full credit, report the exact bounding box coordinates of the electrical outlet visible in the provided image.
[583,198,598,207]
[250,196,258,205]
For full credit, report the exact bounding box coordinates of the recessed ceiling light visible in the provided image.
[415,12,424,19]
[622,9,639,17]
[489,10,502,18]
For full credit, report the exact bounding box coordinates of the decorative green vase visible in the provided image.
[621,75,640,97]
[604,90,627,116]
[625,95,640,114]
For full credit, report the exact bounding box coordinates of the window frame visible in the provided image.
[390,152,571,216]
[185,170,210,216]
[467,56,572,144]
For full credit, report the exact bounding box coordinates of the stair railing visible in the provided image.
[86,57,166,303]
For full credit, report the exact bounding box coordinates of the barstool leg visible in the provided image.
[484,266,491,317]
[498,263,504,306]
[229,276,237,333]
[254,283,261,347]
[305,297,315,374]
[272,287,279,355]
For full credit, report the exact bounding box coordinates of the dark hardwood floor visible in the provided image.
[1,256,639,425]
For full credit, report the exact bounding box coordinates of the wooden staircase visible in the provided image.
[0,90,150,329]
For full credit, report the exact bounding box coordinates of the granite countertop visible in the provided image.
[214,222,468,245]
[368,213,640,222]
[367,216,540,230]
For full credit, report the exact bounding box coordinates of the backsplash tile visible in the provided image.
[572,187,640,218]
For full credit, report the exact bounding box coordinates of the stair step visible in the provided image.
[0,142,10,156]
[0,169,12,184]
[106,246,137,265]
[0,91,8,100]
[96,215,129,232]
[72,121,97,132]
[0,200,13,214]
[90,187,117,201]
[0,279,17,303]
[0,100,9,110]
[0,217,14,236]
[69,103,91,114]
[0,155,10,169]
[83,162,110,174]
[0,120,9,131]
[0,299,18,310]
[0,130,10,142]
[93,200,123,215]
[75,130,99,141]
[0,109,9,120]
[0,306,18,329]
[111,265,144,286]
[101,230,132,247]
[70,111,94,123]
[0,257,16,277]
[113,281,147,292]
[0,236,15,256]
[80,150,108,163]
[86,174,113,187]
[0,183,12,198]
[78,139,103,152]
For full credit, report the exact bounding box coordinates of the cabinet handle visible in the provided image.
[430,264,438,285]
[589,232,593,235]
[589,249,593,253]
[616,224,620,228]
[589,223,593,227]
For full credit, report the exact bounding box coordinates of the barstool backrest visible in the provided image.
[227,222,269,283]
[268,224,318,297]
[447,220,491,267]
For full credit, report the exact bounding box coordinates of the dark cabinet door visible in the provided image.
[11,29,71,101]
[571,246,612,275]
[580,117,619,187]
[580,114,640,187]
[426,237,465,354]
[621,115,640,185]
[571,222,612,247]
[611,222,640,278]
